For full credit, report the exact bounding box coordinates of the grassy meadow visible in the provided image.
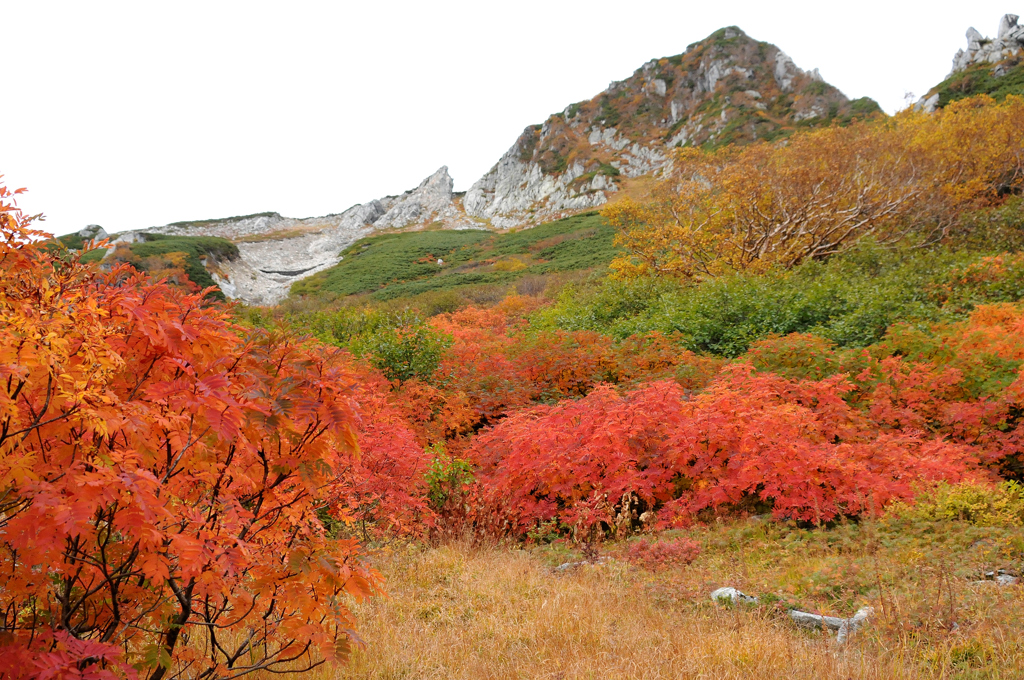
[321,504,1024,680]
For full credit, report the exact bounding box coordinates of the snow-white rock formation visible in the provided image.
[464,135,625,230]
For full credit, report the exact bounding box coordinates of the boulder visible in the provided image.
[977,569,1020,586]
[77,224,107,242]
[967,26,984,50]
[998,14,1019,40]
[709,587,758,604]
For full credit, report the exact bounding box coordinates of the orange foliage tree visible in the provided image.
[607,95,1024,279]
[0,185,380,678]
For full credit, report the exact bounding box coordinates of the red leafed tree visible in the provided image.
[0,184,380,678]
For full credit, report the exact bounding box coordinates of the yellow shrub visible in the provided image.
[889,481,1024,527]
[493,257,527,272]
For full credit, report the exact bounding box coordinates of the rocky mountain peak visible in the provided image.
[918,13,1024,112]
[465,26,879,229]
[951,14,1024,75]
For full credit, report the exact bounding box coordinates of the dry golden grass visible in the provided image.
[601,174,659,209]
[316,516,1024,680]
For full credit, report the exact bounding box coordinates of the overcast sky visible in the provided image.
[4,1,1019,235]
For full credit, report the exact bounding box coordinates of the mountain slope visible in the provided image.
[465,26,880,229]
[290,212,615,302]
[69,25,882,307]
[101,166,480,306]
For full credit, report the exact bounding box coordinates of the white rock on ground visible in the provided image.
[709,587,759,604]
[790,606,874,645]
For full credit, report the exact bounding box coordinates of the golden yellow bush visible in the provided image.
[606,95,1024,280]
[889,480,1024,527]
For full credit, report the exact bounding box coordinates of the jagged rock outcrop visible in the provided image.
[465,26,877,229]
[111,166,477,306]
[373,166,457,229]
[951,14,1024,74]
[918,14,1024,113]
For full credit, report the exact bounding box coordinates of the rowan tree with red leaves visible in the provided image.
[0,182,381,679]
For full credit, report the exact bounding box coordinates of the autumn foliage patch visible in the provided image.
[6,94,1024,678]
[469,368,985,534]
[0,186,383,678]
[607,95,1024,279]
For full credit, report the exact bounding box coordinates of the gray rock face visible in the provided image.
[373,166,455,230]
[773,51,801,92]
[464,117,676,229]
[950,14,1024,75]
[999,14,1020,39]
[112,167,475,306]
[464,141,623,230]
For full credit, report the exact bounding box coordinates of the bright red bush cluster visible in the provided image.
[469,366,984,533]
[332,368,433,538]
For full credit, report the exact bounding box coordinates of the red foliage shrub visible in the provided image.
[332,368,433,537]
[469,382,684,535]
[518,330,616,400]
[663,367,980,525]
[432,306,535,426]
[470,367,983,535]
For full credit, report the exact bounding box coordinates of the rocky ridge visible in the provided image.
[110,166,476,306]
[465,26,877,229]
[919,14,1024,112]
[952,14,1024,75]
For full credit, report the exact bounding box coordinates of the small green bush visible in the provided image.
[424,443,475,512]
[532,242,1024,357]
[351,312,452,384]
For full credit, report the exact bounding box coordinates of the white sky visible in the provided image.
[3,1,1018,236]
